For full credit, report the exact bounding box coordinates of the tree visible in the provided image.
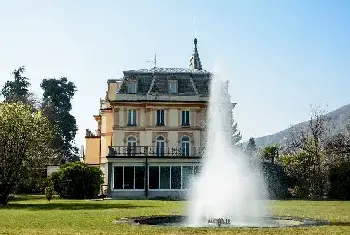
[40,77,79,162]
[328,162,350,200]
[261,145,279,164]
[1,66,39,109]
[324,120,350,166]
[280,139,321,198]
[283,105,330,198]
[231,119,242,145]
[245,137,257,157]
[0,102,55,205]
[261,162,291,199]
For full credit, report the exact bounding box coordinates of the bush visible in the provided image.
[328,162,350,200]
[45,180,55,201]
[262,162,292,199]
[50,162,104,199]
[17,168,48,194]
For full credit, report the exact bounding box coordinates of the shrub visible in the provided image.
[328,162,350,200]
[262,162,292,199]
[45,180,55,201]
[50,162,104,199]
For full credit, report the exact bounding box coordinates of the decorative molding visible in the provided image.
[101,132,113,136]
[178,132,195,144]
[123,132,140,144]
[152,132,168,143]
[100,109,112,114]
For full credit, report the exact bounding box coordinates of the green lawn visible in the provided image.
[0,196,349,235]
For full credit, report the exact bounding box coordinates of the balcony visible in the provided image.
[107,146,205,158]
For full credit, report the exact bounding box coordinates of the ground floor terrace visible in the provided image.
[106,146,203,199]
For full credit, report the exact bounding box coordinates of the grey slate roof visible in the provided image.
[117,38,211,97]
[117,68,211,96]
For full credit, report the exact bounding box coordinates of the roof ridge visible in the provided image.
[147,73,156,95]
[189,75,199,95]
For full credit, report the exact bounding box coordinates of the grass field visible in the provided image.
[0,196,349,235]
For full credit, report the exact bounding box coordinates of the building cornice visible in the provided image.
[112,126,204,131]
[113,94,209,103]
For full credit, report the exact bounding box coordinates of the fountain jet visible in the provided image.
[187,70,268,227]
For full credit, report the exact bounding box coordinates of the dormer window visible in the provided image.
[128,81,137,94]
[168,80,177,94]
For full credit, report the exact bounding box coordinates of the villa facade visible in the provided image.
[84,38,235,199]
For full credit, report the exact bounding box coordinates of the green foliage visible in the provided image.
[45,181,55,201]
[0,66,38,108]
[328,162,350,200]
[231,120,242,145]
[280,138,327,198]
[280,151,311,197]
[17,168,48,194]
[245,137,257,157]
[40,77,78,162]
[50,162,104,199]
[261,145,279,164]
[262,162,291,199]
[1,66,30,102]
[0,102,55,204]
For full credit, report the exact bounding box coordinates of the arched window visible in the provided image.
[127,136,137,156]
[181,136,190,156]
[156,136,165,157]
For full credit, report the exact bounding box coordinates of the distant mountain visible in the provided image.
[254,103,350,148]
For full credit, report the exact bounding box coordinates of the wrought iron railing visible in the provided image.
[108,146,205,157]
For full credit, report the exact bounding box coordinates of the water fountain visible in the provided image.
[186,72,268,227]
[113,71,329,228]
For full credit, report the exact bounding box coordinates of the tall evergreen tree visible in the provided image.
[40,77,79,162]
[245,137,257,157]
[1,66,36,106]
[232,120,242,145]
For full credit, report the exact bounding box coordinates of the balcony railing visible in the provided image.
[108,146,205,157]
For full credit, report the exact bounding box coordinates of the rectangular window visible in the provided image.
[171,166,181,189]
[149,166,159,189]
[156,110,165,126]
[168,81,177,94]
[127,141,136,156]
[181,141,190,156]
[160,166,170,189]
[156,141,165,157]
[128,110,137,126]
[181,111,190,126]
[182,166,193,189]
[113,167,123,189]
[135,166,145,189]
[123,166,134,189]
[128,82,137,93]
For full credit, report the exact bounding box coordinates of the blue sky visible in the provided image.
[1,0,350,148]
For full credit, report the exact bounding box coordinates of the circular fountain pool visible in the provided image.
[113,215,329,228]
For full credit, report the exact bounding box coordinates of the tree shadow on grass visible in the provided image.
[329,222,350,227]
[9,195,46,202]
[1,202,152,210]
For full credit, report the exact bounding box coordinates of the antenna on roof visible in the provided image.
[146,54,157,68]
[193,12,197,38]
